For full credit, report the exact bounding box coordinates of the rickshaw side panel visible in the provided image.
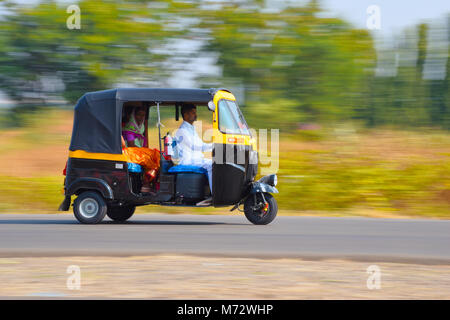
[65,157,131,200]
[212,163,246,206]
[212,143,256,206]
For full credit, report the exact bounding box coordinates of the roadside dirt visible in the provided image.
[0,145,67,177]
[0,255,449,299]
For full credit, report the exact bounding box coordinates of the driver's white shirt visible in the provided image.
[175,121,213,165]
[175,121,214,193]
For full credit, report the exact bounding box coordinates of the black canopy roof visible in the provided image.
[80,88,216,104]
[69,88,224,154]
[116,88,214,103]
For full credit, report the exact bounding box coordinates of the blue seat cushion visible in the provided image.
[168,165,207,175]
[127,162,142,173]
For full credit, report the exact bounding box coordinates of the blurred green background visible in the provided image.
[0,0,448,217]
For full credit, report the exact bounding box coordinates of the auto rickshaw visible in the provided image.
[58,88,278,225]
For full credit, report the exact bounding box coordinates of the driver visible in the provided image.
[175,103,213,206]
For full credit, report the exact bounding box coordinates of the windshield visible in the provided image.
[218,99,250,135]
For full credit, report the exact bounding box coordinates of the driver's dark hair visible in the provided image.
[181,103,196,119]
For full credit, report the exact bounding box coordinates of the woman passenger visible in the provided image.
[122,106,159,193]
[122,107,148,148]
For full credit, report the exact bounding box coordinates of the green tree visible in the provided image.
[197,1,375,127]
[0,0,188,107]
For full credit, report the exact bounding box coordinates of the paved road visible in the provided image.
[0,213,449,263]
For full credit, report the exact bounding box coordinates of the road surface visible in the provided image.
[0,213,449,263]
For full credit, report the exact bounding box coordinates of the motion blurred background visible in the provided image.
[0,0,448,217]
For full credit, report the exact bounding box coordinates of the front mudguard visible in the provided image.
[230,182,278,212]
[250,181,278,194]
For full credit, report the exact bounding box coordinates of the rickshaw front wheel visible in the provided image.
[107,205,135,222]
[73,191,107,224]
[244,192,278,225]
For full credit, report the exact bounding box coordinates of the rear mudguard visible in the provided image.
[59,178,114,211]
[58,196,71,211]
[66,178,114,199]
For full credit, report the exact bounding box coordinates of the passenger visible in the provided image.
[175,103,213,206]
[122,106,148,148]
[122,107,159,194]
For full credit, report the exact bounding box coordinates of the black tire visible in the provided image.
[106,205,135,222]
[244,193,278,225]
[73,191,107,224]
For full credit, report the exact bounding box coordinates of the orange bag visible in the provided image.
[123,147,161,181]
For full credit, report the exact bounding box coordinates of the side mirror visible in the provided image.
[208,100,215,112]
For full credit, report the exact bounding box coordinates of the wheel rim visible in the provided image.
[79,198,99,219]
[256,203,269,219]
[250,195,269,219]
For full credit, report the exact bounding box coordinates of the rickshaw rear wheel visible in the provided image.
[244,192,278,225]
[73,191,107,224]
[107,205,135,222]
